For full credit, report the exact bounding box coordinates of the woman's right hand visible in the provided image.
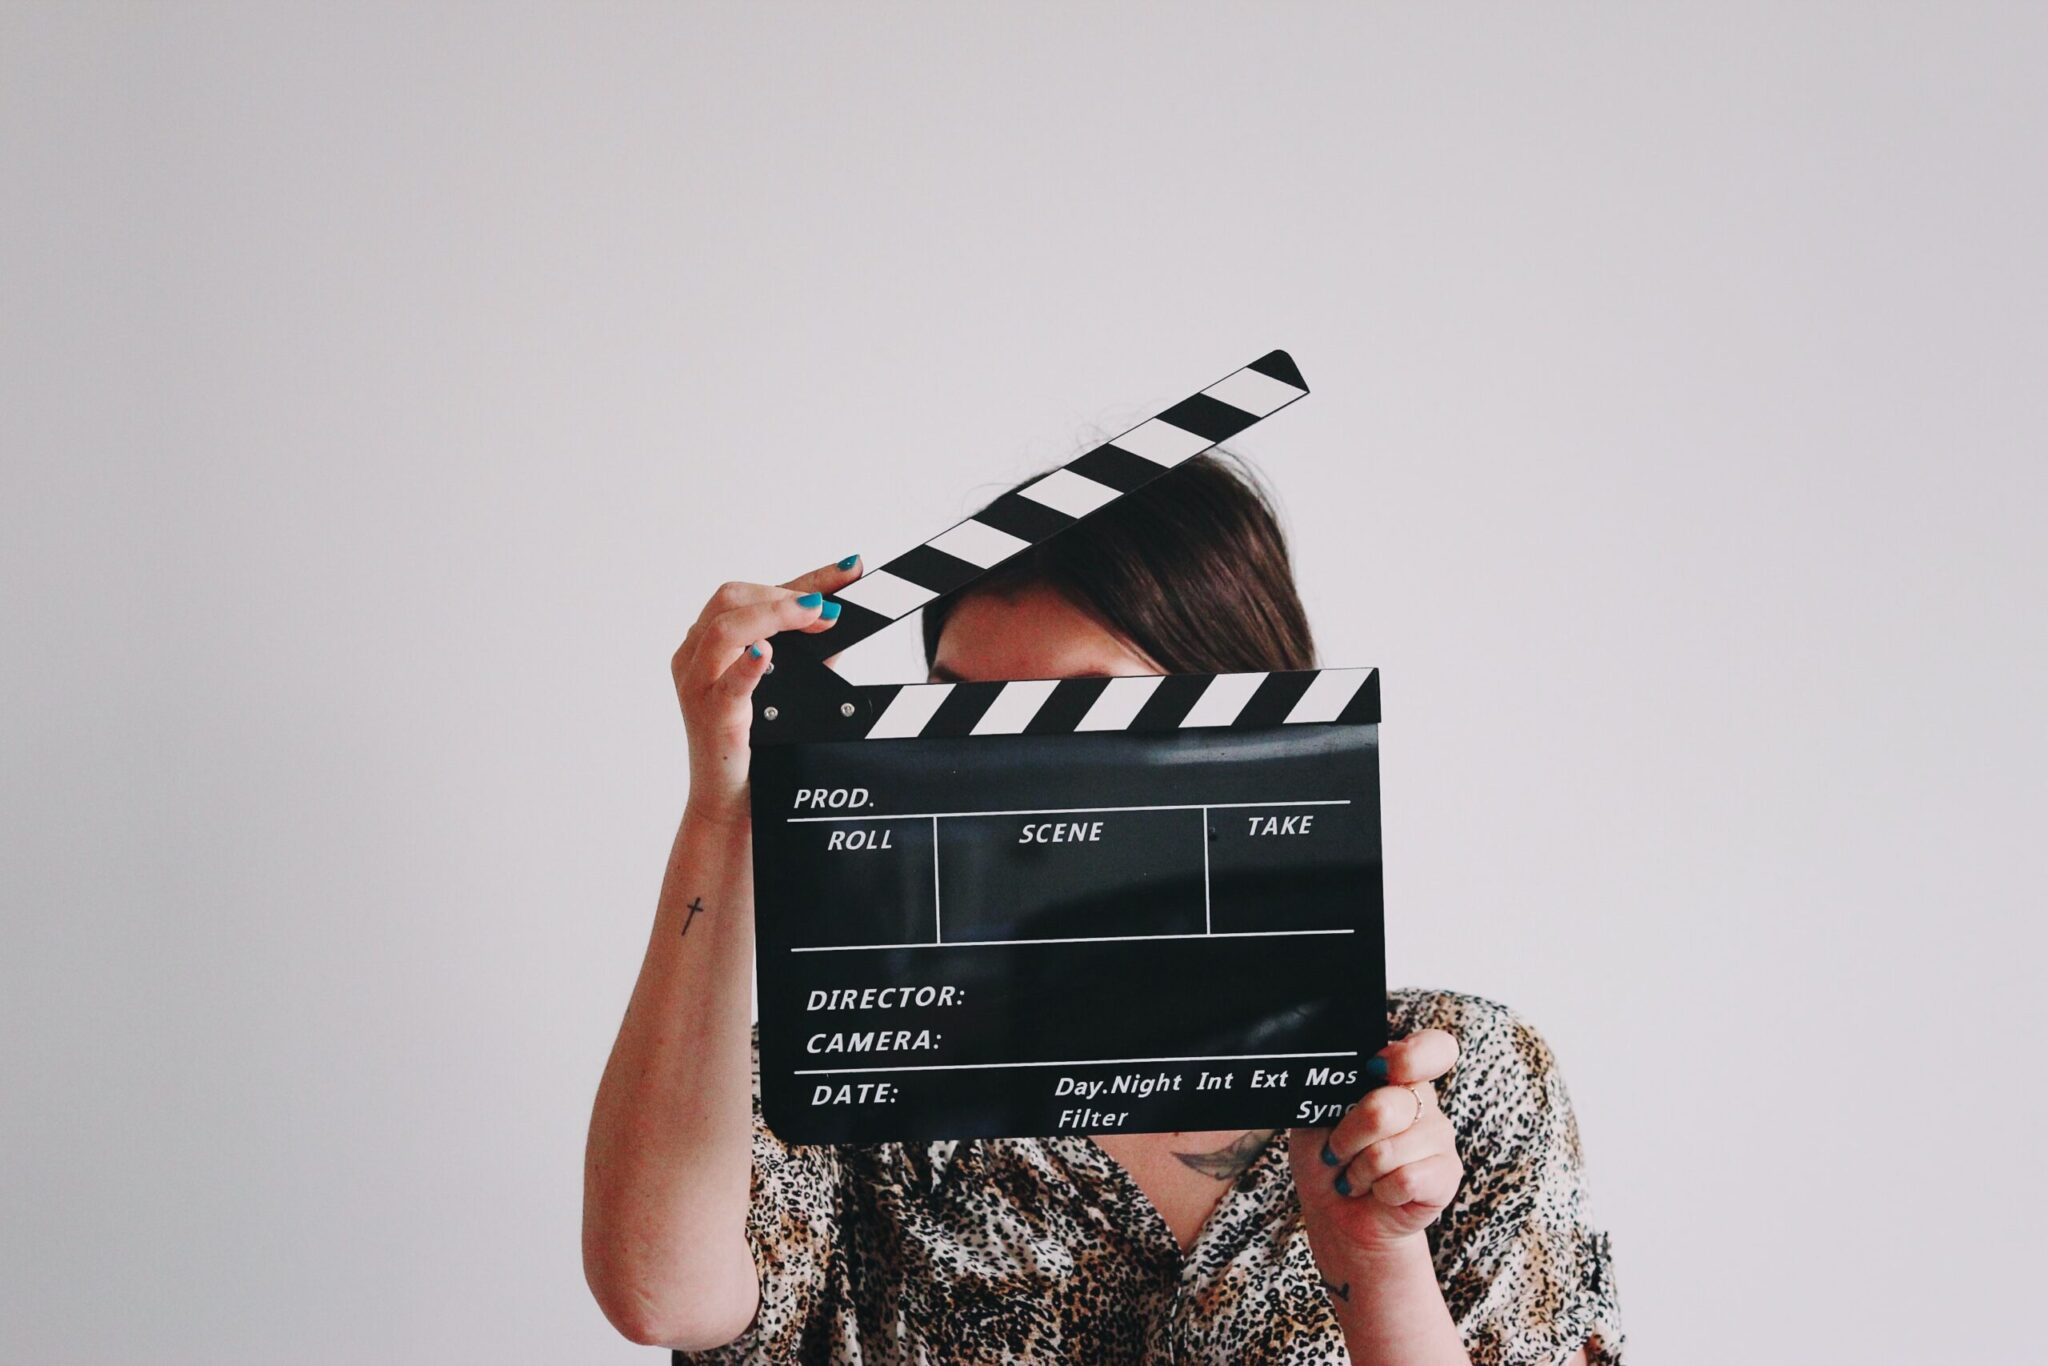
[670,554,863,829]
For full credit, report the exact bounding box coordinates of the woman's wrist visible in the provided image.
[1311,1226,1433,1301]
[1317,1227,1430,1271]
[682,792,752,840]
[1311,1231,1469,1366]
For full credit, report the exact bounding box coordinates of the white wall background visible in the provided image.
[5,4,2044,1362]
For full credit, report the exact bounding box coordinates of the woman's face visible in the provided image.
[927,583,1162,685]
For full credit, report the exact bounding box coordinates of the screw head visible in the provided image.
[840,701,857,717]
[762,705,779,721]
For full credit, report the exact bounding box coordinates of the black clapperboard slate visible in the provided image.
[749,351,1386,1144]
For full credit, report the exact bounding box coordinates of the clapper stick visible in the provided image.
[747,350,1386,1144]
[752,349,1314,742]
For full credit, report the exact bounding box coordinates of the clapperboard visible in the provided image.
[749,351,1385,1144]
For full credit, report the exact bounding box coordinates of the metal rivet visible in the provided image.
[840,701,856,717]
[762,706,779,721]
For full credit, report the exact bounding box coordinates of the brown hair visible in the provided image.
[921,449,1317,675]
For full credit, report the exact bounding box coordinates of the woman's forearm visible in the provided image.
[1318,1236,1471,1366]
[582,807,762,1347]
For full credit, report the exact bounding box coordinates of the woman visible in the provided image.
[584,451,1625,1364]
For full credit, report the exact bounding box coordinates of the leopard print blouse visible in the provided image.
[675,988,1624,1365]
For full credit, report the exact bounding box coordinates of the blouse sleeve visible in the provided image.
[672,1022,845,1365]
[1395,991,1627,1366]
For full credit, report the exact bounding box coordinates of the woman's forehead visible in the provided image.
[929,584,1159,683]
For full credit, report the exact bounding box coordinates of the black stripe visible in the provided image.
[1022,676,1110,734]
[973,490,1074,545]
[1232,670,1319,728]
[1155,393,1258,444]
[883,543,984,598]
[771,597,892,666]
[919,681,1001,737]
[1334,670,1381,724]
[825,596,893,643]
[1127,673,1212,731]
[1246,349,1307,391]
[1066,443,1168,493]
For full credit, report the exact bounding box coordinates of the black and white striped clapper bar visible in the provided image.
[749,351,1386,1144]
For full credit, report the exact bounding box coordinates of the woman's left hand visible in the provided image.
[1288,1028,1464,1255]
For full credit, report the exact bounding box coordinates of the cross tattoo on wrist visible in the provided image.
[681,896,706,938]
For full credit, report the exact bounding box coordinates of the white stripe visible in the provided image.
[928,518,1031,569]
[1017,467,1121,519]
[1283,668,1371,724]
[1112,418,1214,465]
[866,683,954,739]
[1202,367,1303,418]
[1074,674,1164,731]
[969,678,1060,735]
[834,568,938,619]
[1178,671,1268,727]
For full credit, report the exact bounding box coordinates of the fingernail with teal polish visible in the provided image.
[747,644,764,659]
[837,553,860,570]
[796,591,823,608]
[1365,1057,1390,1085]
[1320,1140,1340,1167]
[1334,1171,1351,1196]
[819,600,841,621]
